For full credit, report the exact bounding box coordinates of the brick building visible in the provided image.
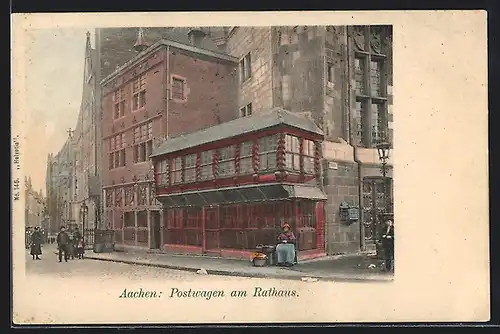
[100,28,238,250]
[63,25,394,256]
[143,25,393,255]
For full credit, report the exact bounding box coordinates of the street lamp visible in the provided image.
[80,201,89,232]
[376,141,391,213]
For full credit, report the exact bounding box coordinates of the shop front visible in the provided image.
[151,108,327,260]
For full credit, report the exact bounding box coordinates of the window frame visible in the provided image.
[240,103,252,117]
[171,76,186,101]
[108,133,127,169]
[353,27,388,148]
[284,134,301,171]
[132,122,153,164]
[239,141,254,175]
[239,53,252,84]
[132,74,147,111]
[199,150,214,181]
[258,135,278,172]
[183,153,197,183]
[113,87,126,120]
[217,145,236,178]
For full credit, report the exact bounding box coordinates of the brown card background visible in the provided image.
[11,11,489,323]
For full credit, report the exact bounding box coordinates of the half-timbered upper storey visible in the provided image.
[150,108,326,207]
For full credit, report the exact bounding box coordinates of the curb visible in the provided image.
[84,255,393,283]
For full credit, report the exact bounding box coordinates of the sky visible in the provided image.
[24,28,95,195]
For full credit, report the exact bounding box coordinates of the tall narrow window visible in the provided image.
[155,159,169,186]
[353,26,389,147]
[109,133,126,169]
[370,59,383,97]
[171,77,185,100]
[239,141,254,175]
[184,154,197,183]
[132,75,146,111]
[113,88,126,119]
[171,157,182,185]
[239,53,252,83]
[132,121,153,163]
[327,63,334,83]
[217,146,235,178]
[354,56,366,95]
[200,150,214,180]
[259,135,277,171]
[303,139,315,173]
[284,135,301,171]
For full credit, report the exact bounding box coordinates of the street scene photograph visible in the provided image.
[12,11,491,325]
[22,24,395,285]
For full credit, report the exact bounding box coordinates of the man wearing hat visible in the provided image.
[56,226,70,262]
[381,219,395,272]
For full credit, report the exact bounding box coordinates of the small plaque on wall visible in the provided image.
[328,161,338,170]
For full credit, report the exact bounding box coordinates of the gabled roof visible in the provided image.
[150,108,324,158]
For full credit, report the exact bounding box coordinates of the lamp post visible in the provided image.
[80,201,89,235]
[376,141,391,213]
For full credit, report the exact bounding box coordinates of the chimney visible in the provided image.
[187,27,206,48]
[133,27,149,52]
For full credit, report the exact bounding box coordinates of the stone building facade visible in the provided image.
[71,32,102,231]
[100,29,238,250]
[45,139,75,233]
[221,25,394,254]
[25,177,45,229]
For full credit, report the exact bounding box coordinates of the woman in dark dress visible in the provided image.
[381,219,394,272]
[30,227,43,260]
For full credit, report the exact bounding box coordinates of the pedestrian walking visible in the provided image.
[381,219,394,272]
[56,226,70,263]
[30,226,43,260]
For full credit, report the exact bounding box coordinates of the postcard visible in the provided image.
[11,10,489,324]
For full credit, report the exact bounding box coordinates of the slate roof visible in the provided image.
[150,108,324,158]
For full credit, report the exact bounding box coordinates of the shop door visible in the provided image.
[204,207,220,253]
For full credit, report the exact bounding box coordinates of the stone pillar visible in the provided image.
[147,209,151,249]
[134,210,138,247]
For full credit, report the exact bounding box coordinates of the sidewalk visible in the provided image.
[80,248,394,283]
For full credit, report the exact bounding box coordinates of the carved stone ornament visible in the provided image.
[353,26,365,51]
[370,27,382,53]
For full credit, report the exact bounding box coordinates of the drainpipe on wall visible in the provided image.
[345,26,365,252]
[164,46,170,140]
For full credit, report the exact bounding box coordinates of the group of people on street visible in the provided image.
[56,226,85,262]
[28,225,85,262]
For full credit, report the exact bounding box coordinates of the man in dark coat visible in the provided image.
[381,219,395,272]
[56,226,70,262]
[30,227,43,260]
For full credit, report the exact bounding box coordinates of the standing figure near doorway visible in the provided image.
[276,223,296,267]
[381,219,394,272]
